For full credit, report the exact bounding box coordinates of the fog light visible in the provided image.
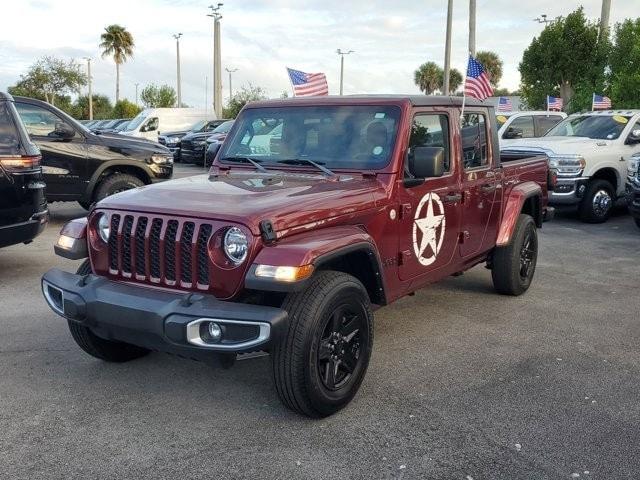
[207,322,222,342]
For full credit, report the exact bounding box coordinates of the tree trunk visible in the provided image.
[560,81,574,110]
[116,62,120,103]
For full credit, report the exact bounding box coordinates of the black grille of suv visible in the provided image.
[106,214,215,287]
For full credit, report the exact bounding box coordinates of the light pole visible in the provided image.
[600,0,611,36]
[174,33,183,107]
[336,49,354,96]
[534,14,550,25]
[469,0,476,58]
[443,0,453,95]
[208,3,223,118]
[225,67,238,103]
[134,83,139,106]
[83,57,93,120]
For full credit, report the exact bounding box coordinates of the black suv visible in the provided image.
[13,97,174,209]
[158,119,229,161]
[0,93,48,248]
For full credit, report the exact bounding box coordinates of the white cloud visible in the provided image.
[1,0,637,108]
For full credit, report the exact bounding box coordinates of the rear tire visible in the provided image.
[272,271,373,417]
[93,173,145,204]
[578,179,614,223]
[67,260,150,363]
[635,217,640,230]
[491,214,538,296]
[78,200,92,210]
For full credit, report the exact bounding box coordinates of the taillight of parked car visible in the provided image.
[0,154,41,172]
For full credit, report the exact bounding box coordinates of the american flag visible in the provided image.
[547,96,563,111]
[287,67,329,97]
[497,97,512,112]
[592,94,612,110]
[464,56,493,100]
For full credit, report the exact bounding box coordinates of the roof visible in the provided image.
[0,92,15,102]
[247,95,489,109]
[573,110,640,116]
[496,110,566,117]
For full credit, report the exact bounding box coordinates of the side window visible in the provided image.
[536,115,564,136]
[0,102,20,153]
[506,115,535,138]
[144,117,159,132]
[14,102,61,137]
[409,114,450,172]
[461,113,488,169]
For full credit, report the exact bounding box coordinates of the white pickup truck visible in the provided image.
[502,110,640,223]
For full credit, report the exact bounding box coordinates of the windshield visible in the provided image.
[212,120,234,134]
[115,121,129,131]
[546,115,631,140]
[123,112,147,131]
[220,105,401,170]
[190,120,207,132]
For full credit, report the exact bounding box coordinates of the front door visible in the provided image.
[398,110,462,281]
[459,111,499,258]
[14,101,88,200]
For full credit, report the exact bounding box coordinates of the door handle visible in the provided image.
[480,184,497,193]
[443,193,462,204]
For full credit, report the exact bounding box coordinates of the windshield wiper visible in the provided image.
[277,158,336,177]
[220,156,268,173]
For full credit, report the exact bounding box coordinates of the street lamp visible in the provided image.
[336,49,354,96]
[83,57,93,120]
[207,3,223,118]
[134,83,139,106]
[174,33,183,107]
[534,14,549,24]
[225,67,238,103]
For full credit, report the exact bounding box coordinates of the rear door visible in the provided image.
[398,109,462,281]
[459,110,500,258]
[14,101,88,200]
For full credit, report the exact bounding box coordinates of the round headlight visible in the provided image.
[97,214,110,243]
[223,227,248,264]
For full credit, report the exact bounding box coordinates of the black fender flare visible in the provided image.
[82,160,154,203]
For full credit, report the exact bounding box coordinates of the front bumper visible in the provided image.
[41,269,288,357]
[626,180,640,218]
[180,147,206,165]
[0,210,49,248]
[549,176,590,205]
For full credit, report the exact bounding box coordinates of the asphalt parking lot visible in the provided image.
[1,163,639,480]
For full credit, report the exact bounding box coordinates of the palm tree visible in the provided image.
[475,51,503,88]
[100,25,134,102]
[414,62,443,95]
[448,68,463,93]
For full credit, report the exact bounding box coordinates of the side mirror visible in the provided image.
[503,127,523,139]
[627,129,640,145]
[408,146,445,180]
[54,122,75,139]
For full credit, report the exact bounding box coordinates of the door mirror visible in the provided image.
[408,146,445,179]
[627,129,640,145]
[503,127,523,139]
[52,121,75,139]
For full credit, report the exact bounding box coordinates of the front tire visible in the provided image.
[272,271,373,417]
[634,217,640,230]
[578,179,615,223]
[93,173,145,204]
[67,260,150,363]
[491,214,538,296]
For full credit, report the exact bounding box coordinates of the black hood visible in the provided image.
[97,133,171,154]
[159,130,191,138]
[182,131,215,142]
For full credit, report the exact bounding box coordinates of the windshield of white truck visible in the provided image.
[220,105,401,170]
[546,115,631,140]
[122,112,147,131]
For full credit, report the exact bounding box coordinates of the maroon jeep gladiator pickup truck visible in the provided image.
[42,96,553,417]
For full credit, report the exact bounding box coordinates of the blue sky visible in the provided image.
[1,1,636,108]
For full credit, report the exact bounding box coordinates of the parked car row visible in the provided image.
[82,118,131,134]
[159,118,230,161]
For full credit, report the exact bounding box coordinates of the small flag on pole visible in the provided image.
[287,67,329,97]
[592,93,612,110]
[464,56,493,100]
[497,97,512,112]
[547,96,563,111]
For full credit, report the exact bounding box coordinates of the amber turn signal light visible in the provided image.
[254,264,315,283]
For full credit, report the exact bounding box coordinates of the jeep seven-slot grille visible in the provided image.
[106,214,214,287]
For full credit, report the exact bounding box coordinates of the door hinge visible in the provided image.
[459,231,470,243]
[400,203,412,219]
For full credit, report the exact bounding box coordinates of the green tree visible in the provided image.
[608,19,640,109]
[100,24,134,102]
[475,51,503,88]
[222,84,267,119]
[519,8,608,112]
[414,62,443,94]
[72,95,113,120]
[447,68,463,93]
[113,99,142,118]
[7,56,86,106]
[140,84,177,108]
